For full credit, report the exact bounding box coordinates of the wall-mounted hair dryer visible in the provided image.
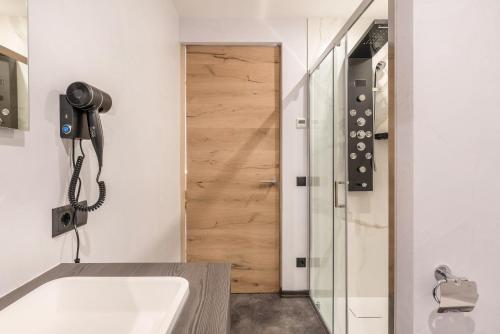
[60,82,112,212]
[66,82,112,167]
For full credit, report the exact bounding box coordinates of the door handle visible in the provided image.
[260,177,278,186]
[334,181,346,208]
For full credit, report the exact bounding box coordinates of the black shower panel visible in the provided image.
[348,58,374,191]
[347,20,388,192]
[0,55,18,129]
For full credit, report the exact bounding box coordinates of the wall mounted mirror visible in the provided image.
[0,0,28,131]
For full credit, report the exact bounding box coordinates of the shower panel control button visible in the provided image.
[62,124,72,135]
[365,131,372,138]
[357,142,366,151]
[365,109,372,116]
[350,153,357,160]
[1,108,9,116]
[357,94,366,102]
[365,152,372,160]
[349,109,357,116]
[358,166,367,173]
[357,118,366,126]
[350,131,357,138]
[357,130,366,139]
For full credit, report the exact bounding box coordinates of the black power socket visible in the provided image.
[51,202,88,237]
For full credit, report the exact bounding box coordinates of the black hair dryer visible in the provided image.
[60,82,112,212]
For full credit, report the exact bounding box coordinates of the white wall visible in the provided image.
[396,0,500,333]
[180,18,309,291]
[307,17,344,70]
[0,0,181,297]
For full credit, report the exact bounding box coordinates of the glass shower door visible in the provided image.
[310,50,334,331]
[310,37,348,334]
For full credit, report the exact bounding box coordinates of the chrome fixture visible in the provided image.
[334,181,346,208]
[375,60,386,72]
[357,130,366,139]
[259,177,277,186]
[433,265,479,313]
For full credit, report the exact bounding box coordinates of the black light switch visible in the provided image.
[296,258,306,268]
[296,176,307,187]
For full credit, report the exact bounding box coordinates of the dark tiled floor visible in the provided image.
[231,294,329,334]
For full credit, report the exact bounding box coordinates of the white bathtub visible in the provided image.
[0,276,189,334]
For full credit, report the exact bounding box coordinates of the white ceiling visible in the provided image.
[173,0,386,19]
[0,0,27,17]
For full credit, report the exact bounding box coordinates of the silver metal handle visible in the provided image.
[259,177,277,186]
[334,181,346,208]
[432,279,448,304]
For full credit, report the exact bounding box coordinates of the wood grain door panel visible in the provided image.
[186,45,280,293]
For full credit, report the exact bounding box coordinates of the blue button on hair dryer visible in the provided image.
[66,82,112,212]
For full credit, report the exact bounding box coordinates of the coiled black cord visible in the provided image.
[71,139,84,263]
[68,152,106,212]
[73,223,81,263]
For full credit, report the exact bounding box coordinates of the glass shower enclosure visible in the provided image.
[308,1,390,333]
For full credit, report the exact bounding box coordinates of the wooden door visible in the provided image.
[185,45,280,293]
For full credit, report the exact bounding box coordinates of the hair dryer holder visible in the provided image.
[59,95,90,140]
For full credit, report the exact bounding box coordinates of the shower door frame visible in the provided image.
[307,0,396,333]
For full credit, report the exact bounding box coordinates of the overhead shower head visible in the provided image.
[349,20,388,59]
